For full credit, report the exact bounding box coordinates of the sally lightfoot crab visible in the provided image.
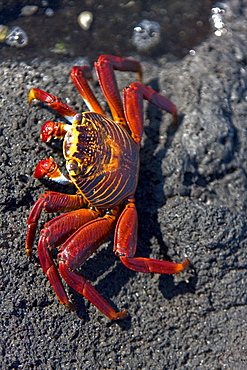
[26,55,189,320]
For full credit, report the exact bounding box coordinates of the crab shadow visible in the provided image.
[133,78,196,300]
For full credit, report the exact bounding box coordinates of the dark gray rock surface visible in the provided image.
[0,1,247,369]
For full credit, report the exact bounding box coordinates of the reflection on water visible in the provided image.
[211,5,227,37]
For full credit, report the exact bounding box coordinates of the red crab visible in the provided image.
[26,55,189,320]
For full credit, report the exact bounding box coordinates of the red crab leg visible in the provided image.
[28,88,76,123]
[26,191,86,257]
[40,208,100,248]
[58,210,127,320]
[114,202,189,274]
[70,66,105,115]
[95,55,142,129]
[37,208,100,310]
[123,82,177,145]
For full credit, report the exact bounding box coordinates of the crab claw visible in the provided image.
[41,121,57,142]
[28,88,76,120]
[28,88,55,106]
[41,121,69,142]
[34,157,58,178]
[34,157,71,185]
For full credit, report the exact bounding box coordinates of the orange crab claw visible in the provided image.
[28,88,76,120]
[41,121,69,142]
[34,157,71,185]
[33,157,58,178]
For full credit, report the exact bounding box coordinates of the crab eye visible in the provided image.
[66,159,81,175]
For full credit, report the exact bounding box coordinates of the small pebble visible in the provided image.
[78,11,93,31]
[20,5,38,16]
[45,8,54,17]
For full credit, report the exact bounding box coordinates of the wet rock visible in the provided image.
[132,19,161,52]
[5,26,28,48]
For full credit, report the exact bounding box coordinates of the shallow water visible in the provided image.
[0,0,215,63]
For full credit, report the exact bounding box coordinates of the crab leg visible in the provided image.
[114,202,189,274]
[40,208,100,248]
[28,88,76,123]
[26,191,86,257]
[70,66,105,115]
[95,55,142,129]
[59,263,127,320]
[38,238,76,310]
[37,208,100,310]
[123,82,177,145]
[57,210,127,320]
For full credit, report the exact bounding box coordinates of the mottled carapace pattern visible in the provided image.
[64,112,139,208]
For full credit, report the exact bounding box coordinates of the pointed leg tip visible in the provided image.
[172,111,178,125]
[65,301,77,311]
[181,258,190,270]
[114,309,128,321]
[25,246,32,258]
[28,89,37,105]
